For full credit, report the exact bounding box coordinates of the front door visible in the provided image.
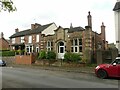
[58,42,65,59]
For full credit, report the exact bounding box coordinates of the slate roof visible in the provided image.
[113,1,120,11]
[10,23,53,38]
[68,26,84,33]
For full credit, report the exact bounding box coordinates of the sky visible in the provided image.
[0,0,117,43]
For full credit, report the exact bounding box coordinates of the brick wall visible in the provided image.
[15,53,36,65]
[0,38,9,50]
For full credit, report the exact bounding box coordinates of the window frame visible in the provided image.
[71,38,82,53]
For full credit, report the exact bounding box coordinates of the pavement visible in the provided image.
[6,63,95,74]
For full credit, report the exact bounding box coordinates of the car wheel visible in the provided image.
[97,69,107,79]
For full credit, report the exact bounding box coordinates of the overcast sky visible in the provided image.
[0,0,117,43]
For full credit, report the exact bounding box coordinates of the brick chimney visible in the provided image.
[31,23,41,30]
[0,32,4,38]
[31,24,35,30]
[101,22,106,42]
[15,28,19,33]
[87,11,92,29]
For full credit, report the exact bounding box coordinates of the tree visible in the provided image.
[0,0,16,12]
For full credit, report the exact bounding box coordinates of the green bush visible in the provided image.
[0,51,15,56]
[64,52,72,62]
[64,52,81,63]
[15,49,25,55]
[46,51,56,60]
[71,53,81,63]
[38,50,46,59]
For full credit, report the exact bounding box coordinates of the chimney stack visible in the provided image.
[31,23,41,30]
[0,32,4,38]
[15,28,19,33]
[31,24,35,30]
[70,23,73,29]
[87,11,92,29]
[101,22,106,41]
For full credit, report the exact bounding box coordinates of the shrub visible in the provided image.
[46,51,56,60]
[71,53,81,63]
[64,52,72,62]
[64,52,81,63]
[0,51,15,56]
[38,50,46,59]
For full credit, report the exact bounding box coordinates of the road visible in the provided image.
[1,67,119,88]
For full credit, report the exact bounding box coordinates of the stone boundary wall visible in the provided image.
[96,49,118,65]
[2,56,15,65]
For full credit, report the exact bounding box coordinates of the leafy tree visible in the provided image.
[0,0,16,12]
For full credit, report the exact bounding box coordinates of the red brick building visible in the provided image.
[0,32,10,51]
[9,12,108,63]
[9,23,57,53]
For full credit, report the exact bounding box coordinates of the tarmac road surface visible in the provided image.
[2,67,119,88]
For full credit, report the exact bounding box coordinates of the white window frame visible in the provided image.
[47,41,52,51]
[71,38,82,53]
[28,36,32,43]
[12,38,15,44]
[21,36,25,43]
[26,45,33,53]
[36,47,39,53]
[36,34,39,42]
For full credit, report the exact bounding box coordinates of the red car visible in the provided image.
[95,57,120,79]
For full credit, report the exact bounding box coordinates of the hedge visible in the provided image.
[0,51,15,57]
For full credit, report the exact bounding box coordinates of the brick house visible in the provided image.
[9,12,108,62]
[0,32,10,51]
[43,12,108,60]
[9,23,57,53]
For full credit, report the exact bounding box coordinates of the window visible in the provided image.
[74,39,78,45]
[71,47,73,52]
[36,47,39,53]
[79,47,82,52]
[26,46,29,52]
[21,37,24,43]
[116,41,119,43]
[79,39,82,45]
[36,35,39,42]
[29,36,32,43]
[75,47,78,52]
[47,41,53,51]
[12,38,15,44]
[26,45,33,53]
[71,38,82,53]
